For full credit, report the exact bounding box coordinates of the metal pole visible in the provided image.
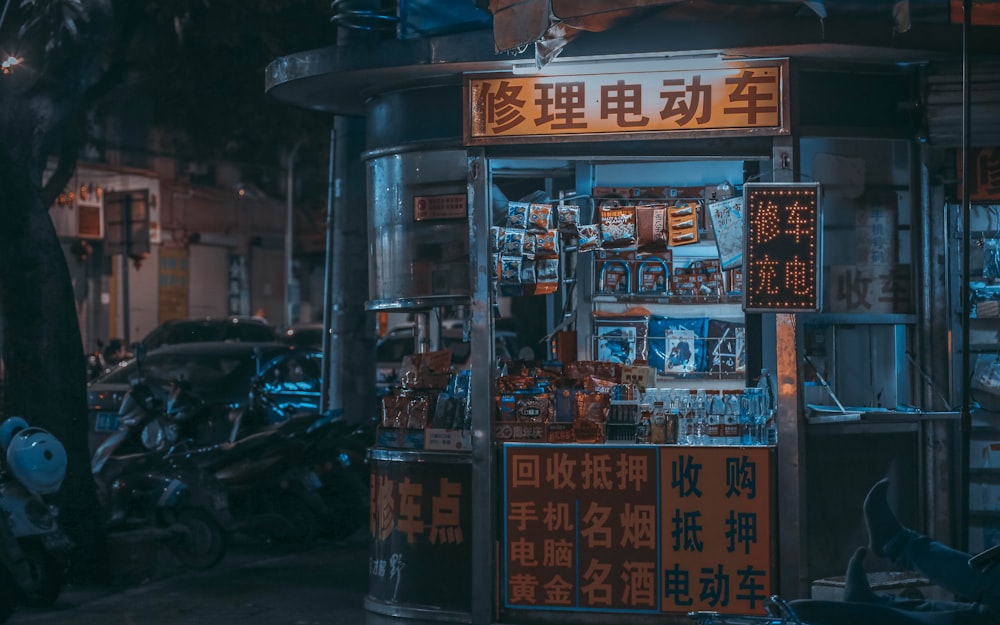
[319,127,337,414]
[122,195,131,346]
[960,0,972,550]
[286,141,304,329]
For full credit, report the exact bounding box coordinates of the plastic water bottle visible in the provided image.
[758,369,777,446]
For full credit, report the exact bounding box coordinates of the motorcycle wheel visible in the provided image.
[0,563,17,623]
[168,507,227,571]
[17,539,62,608]
[272,493,321,544]
[321,469,368,542]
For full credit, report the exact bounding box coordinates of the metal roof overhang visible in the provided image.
[265,12,998,117]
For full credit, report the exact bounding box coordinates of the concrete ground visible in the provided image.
[8,532,369,625]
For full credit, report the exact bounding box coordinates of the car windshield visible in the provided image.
[101,349,277,401]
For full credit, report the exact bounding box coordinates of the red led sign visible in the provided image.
[743,182,821,312]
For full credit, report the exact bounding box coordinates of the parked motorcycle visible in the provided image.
[296,410,372,541]
[0,417,73,622]
[91,350,231,571]
[178,406,331,544]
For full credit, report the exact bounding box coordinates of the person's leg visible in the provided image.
[864,479,1000,608]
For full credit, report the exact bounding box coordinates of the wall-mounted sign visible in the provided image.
[743,182,822,312]
[502,444,774,616]
[414,193,467,221]
[465,59,788,145]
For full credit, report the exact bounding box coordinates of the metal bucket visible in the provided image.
[366,149,470,310]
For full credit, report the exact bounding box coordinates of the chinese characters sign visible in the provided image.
[466,60,787,144]
[369,454,472,612]
[502,445,773,616]
[743,183,822,312]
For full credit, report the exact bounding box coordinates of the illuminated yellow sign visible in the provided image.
[466,60,787,144]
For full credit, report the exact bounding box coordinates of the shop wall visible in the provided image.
[188,243,229,319]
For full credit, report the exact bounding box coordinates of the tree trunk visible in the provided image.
[0,131,110,583]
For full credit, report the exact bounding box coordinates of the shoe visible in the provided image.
[844,547,878,603]
[863,478,903,558]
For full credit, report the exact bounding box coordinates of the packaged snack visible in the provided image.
[577,224,601,252]
[490,226,505,253]
[527,203,553,232]
[507,201,529,228]
[521,233,536,259]
[502,228,525,256]
[599,204,637,248]
[535,229,559,259]
[557,204,580,234]
[635,203,669,250]
[500,256,522,285]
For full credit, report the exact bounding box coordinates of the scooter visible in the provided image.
[0,417,73,622]
[178,405,331,544]
[91,352,231,571]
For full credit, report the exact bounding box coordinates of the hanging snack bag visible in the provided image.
[577,224,601,252]
[557,204,580,235]
[507,201,530,228]
[534,258,560,295]
[528,203,553,232]
[502,228,525,256]
[535,229,559,259]
[599,203,637,248]
[490,226,505,253]
[635,203,669,251]
[522,232,537,259]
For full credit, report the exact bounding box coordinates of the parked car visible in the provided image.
[279,323,326,349]
[137,316,277,352]
[87,341,323,455]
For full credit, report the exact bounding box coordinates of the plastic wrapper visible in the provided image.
[527,203,553,232]
[507,201,529,228]
[635,203,669,251]
[578,224,601,252]
[599,204,637,248]
[593,315,649,365]
[706,319,746,373]
[648,316,708,374]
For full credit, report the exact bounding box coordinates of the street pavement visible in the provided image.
[8,533,370,625]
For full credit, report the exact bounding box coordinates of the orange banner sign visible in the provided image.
[502,444,774,616]
[467,60,788,144]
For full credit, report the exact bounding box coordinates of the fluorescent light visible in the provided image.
[509,52,726,77]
